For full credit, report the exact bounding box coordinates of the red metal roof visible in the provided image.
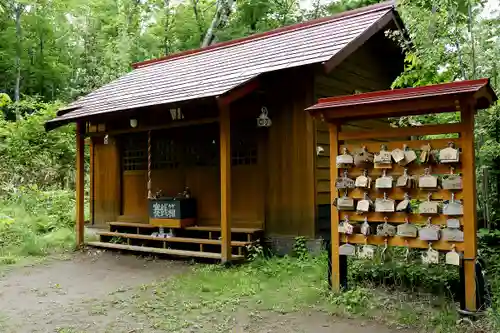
[46,1,399,130]
[306,79,497,112]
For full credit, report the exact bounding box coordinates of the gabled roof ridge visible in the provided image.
[132,1,394,69]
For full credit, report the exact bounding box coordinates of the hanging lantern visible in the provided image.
[130,118,138,128]
[257,107,272,127]
[103,134,109,145]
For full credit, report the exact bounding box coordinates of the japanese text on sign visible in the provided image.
[152,202,176,218]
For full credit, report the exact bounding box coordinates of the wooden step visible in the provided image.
[108,222,263,234]
[98,231,250,247]
[86,242,244,260]
[109,222,156,229]
[185,226,262,233]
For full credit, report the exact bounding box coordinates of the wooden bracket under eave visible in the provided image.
[217,78,260,106]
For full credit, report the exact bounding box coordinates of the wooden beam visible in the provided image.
[329,123,341,291]
[219,102,232,263]
[75,122,85,247]
[217,79,260,106]
[87,117,219,137]
[87,242,245,260]
[340,235,464,252]
[338,123,464,141]
[460,100,478,311]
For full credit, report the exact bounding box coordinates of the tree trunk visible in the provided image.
[14,3,23,105]
[164,0,172,55]
[39,28,45,98]
[202,0,234,47]
[191,0,205,42]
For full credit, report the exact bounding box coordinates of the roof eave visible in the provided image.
[323,9,396,73]
[306,79,498,120]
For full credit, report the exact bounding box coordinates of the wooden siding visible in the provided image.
[265,68,316,237]
[313,31,402,209]
[93,137,121,226]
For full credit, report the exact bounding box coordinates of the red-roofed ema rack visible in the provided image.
[306,79,497,119]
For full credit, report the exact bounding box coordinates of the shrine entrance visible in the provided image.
[118,121,266,230]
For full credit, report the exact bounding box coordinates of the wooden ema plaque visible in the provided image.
[307,80,497,313]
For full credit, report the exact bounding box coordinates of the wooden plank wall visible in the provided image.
[265,68,316,237]
[93,137,121,226]
[314,61,392,206]
[313,33,403,237]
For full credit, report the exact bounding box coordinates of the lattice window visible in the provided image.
[231,139,257,166]
[185,139,218,167]
[122,133,147,171]
[152,136,179,170]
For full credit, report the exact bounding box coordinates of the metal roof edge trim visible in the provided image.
[132,1,394,69]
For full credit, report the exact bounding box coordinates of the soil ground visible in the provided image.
[0,251,407,333]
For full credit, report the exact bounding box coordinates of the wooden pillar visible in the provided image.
[89,137,94,225]
[329,122,340,291]
[219,103,232,263]
[76,122,85,247]
[460,102,478,311]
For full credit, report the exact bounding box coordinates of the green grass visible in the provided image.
[114,253,497,333]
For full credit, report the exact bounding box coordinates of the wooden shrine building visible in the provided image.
[45,2,406,261]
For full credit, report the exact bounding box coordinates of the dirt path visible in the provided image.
[0,251,407,333]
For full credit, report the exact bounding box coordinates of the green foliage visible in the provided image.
[0,99,78,264]
[326,0,384,14]
[292,236,309,259]
[349,257,460,296]
[0,94,11,107]
[0,186,75,261]
[246,241,265,261]
[0,99,76,189]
